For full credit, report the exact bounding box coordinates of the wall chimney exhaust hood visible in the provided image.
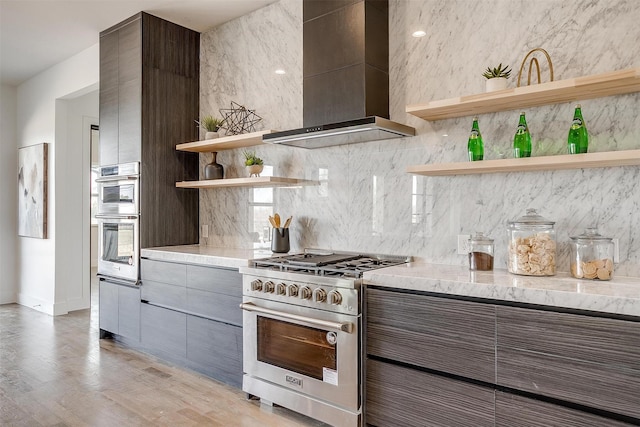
[263,116,415,149]
[264,0,415,149]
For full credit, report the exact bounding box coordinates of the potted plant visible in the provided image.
[482,63,511,92]
[196,115,224,139]
[243,150,264,177]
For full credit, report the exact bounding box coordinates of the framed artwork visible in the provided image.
[18,143,48,239]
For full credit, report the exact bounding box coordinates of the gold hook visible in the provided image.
[517,48,554,87]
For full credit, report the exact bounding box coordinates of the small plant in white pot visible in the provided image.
[196,115,224,140]
[483,63,511,92]
[243,150,264,177]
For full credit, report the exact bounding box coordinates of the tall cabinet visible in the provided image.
[99,12,200,248]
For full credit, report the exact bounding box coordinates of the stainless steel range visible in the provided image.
[239,250,410,427]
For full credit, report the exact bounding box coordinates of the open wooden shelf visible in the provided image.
[406,149,640,176]
[176,176,318,189]
[406,68,640,121]
[176,130,277,152]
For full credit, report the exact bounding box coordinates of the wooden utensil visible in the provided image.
[268,216,277,228]
[274,213,281,228]
[283,216,292,228]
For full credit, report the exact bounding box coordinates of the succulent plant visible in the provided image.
[482,63,512,79]
[243,150,263,166]
[196,115,224,132]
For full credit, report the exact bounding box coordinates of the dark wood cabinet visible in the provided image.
[365,286,640,426]
[367,288,495,383]
[497,306,640,419]
[366,359,494,427]
[495,392,632,427]
[99,12,200,248]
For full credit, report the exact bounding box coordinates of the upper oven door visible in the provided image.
[97,216,139,283]
[241,297,360,411]
[97,163,139,215]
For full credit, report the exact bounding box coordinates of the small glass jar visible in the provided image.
[507,208,556,276]
[569,228,614,280]
[468,232,494,271]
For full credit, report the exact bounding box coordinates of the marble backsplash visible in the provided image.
[198,0,640,277]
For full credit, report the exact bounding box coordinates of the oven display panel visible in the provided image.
[257,317,337,381]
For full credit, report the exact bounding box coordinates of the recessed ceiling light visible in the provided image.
[442,134,448,137]
[275,69,286,75]
[412,30,427,38]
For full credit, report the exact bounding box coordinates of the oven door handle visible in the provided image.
[96,214,139,220]
[239,302,353,333]
[95,176,139,183]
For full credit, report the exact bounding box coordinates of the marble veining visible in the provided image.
[197,0,640,277]
[141,245,274,269]
[363,262,640,317]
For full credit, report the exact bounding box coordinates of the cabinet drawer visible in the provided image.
[141,303,186,358]
[495,392,632,427]
[497,306,640,418]
[187,316,242,388]
[186,289,242,326]
[366,288,496,382]
[141,279,187,311]
[366,359,494,427]
[141,259,186,286]
[186,265,242,297]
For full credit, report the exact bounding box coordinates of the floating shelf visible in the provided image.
[176,130,277,152]
[406,150,640,176]
[406,68,640,121]
[176,176,318,189]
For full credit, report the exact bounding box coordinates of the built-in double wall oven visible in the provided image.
[96,162,140,284]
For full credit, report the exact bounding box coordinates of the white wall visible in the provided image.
[0,84,18,304]
[55,91,98,312]
[16,43,99,315]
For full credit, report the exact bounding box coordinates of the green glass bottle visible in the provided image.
[467,117,484,161]
[567,104,588,154]
[513,112,532,158]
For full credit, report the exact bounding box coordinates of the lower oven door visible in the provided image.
[97,215,139,283]
[241,297,360,412]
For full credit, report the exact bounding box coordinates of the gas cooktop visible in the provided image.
[248,249,410,279]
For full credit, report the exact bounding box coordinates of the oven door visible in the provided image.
[97,215,139,283]
[241,297,360,411]
[97,176,139,216]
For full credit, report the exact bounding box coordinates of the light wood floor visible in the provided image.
[0,276,324,427]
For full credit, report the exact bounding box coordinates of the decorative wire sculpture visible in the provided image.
[517,48,554,87]
[218,101,263,135]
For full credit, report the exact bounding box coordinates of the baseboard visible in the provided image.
[16,293,55,315]
[0,290,17,305]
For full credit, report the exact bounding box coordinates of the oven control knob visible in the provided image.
[251,279,263,292]
[300,286,312,300]
[263,281,275,293]
[313,288,327,303]
[276,283,287,295]
[328,290,343,305]
[287,284,299,297]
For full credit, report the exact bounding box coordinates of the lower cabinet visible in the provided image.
[366,359,494,427]
[365,286,639,426]
[139,258,243,387]
[495,392,631,427]
[99,278,140,341]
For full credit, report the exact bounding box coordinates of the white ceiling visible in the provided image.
[0,0,277,86]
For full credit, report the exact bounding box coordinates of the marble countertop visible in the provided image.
[141,245,273,269]
[363,262,640,317]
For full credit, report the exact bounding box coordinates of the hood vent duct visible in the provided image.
[264,0,415,148]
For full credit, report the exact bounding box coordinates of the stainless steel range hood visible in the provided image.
[263,116,415,149]
[265,0,415,149]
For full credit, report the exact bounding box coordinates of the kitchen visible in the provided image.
[3,0,640,426]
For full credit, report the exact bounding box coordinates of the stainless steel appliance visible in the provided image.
[97,162,140,283]
[239,250,410,427]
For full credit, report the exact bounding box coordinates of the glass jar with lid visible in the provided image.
[468,232,494,271]
[507,208,556,276]
[569,228,614,280]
